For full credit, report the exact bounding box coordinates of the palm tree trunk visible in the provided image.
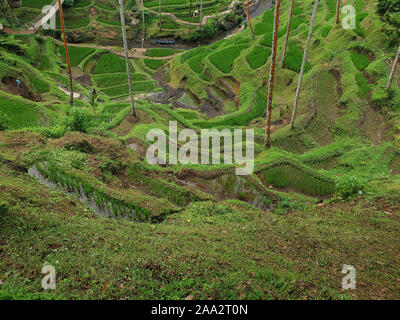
[290,0,319,129]
[188,0,192,36]
[57,0,73,106]
[243,0,255,39]
[265,0,282,149]
[118,0,136,117]
[199,0,203,30]
[336,0,340,24]
[282,0,294,68]
[142,5,145,48]
[386,43,400,91]
[158,0,162,32]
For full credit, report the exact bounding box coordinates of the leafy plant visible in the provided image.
[67,108,89,133]
[335,176,365,199]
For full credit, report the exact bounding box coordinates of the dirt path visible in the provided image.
[49,38,179,60]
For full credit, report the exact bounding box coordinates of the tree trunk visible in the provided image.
[243,0,255,39]
[290,0,319,130]
[282,0,294,68]
[188,0,192,36]
[158,0,162,32]
[386,43,400,91]
[142,5,145,48]
[265,0,282,149]
[336,0,340,24]
[118,0,136,117]
[199,0,203,30]
[57,0,73,106]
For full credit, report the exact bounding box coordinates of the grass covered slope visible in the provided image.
[1,157,400,299]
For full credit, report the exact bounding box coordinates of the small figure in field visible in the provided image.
[16,78,21,88]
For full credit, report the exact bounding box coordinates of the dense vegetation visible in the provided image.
[0,0,400,300]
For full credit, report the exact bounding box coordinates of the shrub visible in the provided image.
[67,108,89,133]
[335,176,365,199]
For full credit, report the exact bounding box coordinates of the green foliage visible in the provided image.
[0,111,10,131]
[377,0,400,41]
[188,53,209,73]
[145,48,179,57]
[254,10,274,36]
[67,108,89,133]
[355,73,370,98]
[209,44,248,73]
[335,176,365,199]
[246,46,271,70]
[350,51,370,71]
[143,59,165,70]
[93,54,134,75]
[0,97,41,129]
[59,46,95,67]
[320,25,332,38]
[284,42,311,73]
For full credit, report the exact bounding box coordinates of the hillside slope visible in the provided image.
[0,0,400,300]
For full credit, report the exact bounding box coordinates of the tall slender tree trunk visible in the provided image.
[243,0,254,39]
[290,0,319,130]
[142,5,145,48]
[282,0,294,69]
[336,0,340,24]
[265,0,282,149]
[386,44,400,91]
[118,0,136,117]
[188,0,192,36]
[158,0,162,32]
[57,0,73,106]
[199,0,203,30]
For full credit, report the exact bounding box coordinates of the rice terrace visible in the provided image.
[0,0,400,303]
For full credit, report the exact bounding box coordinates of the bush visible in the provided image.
[377,0,400,42]
[67,108,89,133]
[335,176,365,199]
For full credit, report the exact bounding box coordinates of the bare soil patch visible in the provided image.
[1,76,41,102]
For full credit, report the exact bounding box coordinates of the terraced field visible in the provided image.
[0,0,400,301]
